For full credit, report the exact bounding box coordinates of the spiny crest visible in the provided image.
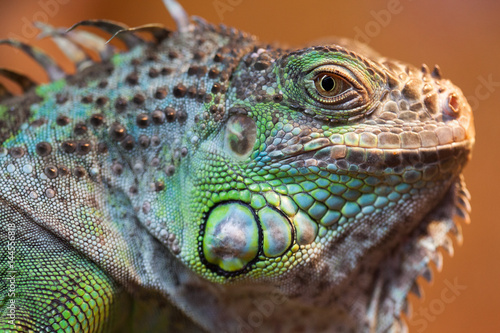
[162,0,191,33]
[0,0,187,96]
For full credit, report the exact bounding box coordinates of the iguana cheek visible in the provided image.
[258,207,293,258]
[202,202,259,272]
[201,202,295,274]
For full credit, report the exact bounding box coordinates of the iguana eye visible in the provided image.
[314,73,349,97]
[278,52,386,121]
[306,66,360,107]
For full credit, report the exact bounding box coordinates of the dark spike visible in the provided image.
[44,165,58,179]
[73,166,86,178]
[155,180,165,191]
[0,69,36,92]
[0,39,65,81]
[63,27,115,61]
[106,29,149,47]
[421,64,429,74]
[35,142,52,157]
[35,22,91,68]
[113,24,172,44]
[421,267,433,282]
[431,251,443,271]
[67,20,143,49]
[449,221,463,245]
[441,236,454,256]
[109,123,127,141]
[409,282,423,298]
[191,16,209,29]
[431,65,442,79]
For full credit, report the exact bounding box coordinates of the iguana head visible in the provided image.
[176,35,474,284]
[169,27,473,329]
[0,0,473,331]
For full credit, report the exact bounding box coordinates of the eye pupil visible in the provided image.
[321,76,335,92]
[312,72,350,100]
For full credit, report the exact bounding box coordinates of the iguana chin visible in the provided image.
[0,0,474,332]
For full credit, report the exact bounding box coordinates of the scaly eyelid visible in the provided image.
[306,64,363,91]
[275,50,384,122]
[304,66,362,107]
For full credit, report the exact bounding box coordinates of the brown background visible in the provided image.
[1,0,498,332]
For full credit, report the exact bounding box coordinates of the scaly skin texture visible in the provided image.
[0,2,474,332]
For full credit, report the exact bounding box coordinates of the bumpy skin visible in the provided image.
[0,7,474,333]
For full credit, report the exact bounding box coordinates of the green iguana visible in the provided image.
[0,1,474,332]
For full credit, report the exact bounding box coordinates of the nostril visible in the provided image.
[445,93,460,117]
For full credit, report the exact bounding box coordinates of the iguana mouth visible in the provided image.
[268,138,473,178]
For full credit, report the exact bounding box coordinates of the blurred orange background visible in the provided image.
[1,0,498,332]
